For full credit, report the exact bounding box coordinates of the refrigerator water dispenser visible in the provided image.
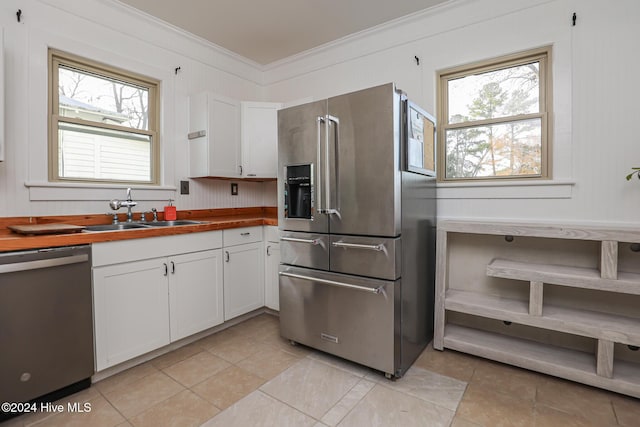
[284,164,312,219]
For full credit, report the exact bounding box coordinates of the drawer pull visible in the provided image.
[279,271,383,295]
[281,237,320,245]
[332,241,385,252]
[241,232,251,236]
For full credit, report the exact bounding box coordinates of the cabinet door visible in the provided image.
[265,242,281,311]
[169,249,224,341]
[241,102,281,178]
[188,93,240,178]
[223,242,264,320]
[93,259,170,371]
[210,95,241,177]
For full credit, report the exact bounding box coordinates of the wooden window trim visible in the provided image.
[48,49,161,185]
[437,46,552,182]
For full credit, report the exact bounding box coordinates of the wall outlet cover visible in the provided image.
[231,183,238,195]
[180,180,190,195]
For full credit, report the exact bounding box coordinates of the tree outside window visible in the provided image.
[438,47,551,181]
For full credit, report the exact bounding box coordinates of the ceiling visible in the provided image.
[118,0,450,65]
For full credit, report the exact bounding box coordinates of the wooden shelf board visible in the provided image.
[443,324,640,398]
[438,220,640,243]
[445,290,640,346]
[487,259,640,295]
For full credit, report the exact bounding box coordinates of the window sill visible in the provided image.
[436,179,574,199]
[25,181,177,202]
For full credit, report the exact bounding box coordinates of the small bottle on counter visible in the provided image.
[164,199,177,221]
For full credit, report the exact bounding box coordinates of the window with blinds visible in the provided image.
[49,50,160,184]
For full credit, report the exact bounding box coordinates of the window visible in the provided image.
[437,47,551,181]
[49,50,160,184]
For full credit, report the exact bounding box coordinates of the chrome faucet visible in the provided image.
[120,188,138,222]
[109,188,138,223]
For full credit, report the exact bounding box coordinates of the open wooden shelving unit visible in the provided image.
[434,220,640,398]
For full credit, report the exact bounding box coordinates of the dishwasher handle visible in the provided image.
[0,254,89,274]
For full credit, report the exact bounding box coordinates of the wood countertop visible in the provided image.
[0,207,277,253]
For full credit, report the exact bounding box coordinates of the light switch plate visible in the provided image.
[231,183,238,195]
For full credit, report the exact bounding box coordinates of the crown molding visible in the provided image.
[37,0,264,84]
[261,0,556,85]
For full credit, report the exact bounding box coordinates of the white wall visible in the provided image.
[264,0,640,227]
[1,0,638,226]
[0,0,269,217]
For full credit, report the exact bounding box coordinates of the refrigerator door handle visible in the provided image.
[279,271,384,295]
[281,236,321,246]
[316,116,325,214]
[323,114,340,215]
[332,241,386,252]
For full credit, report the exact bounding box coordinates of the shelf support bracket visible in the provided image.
[529,281,544,316]
[600,241,618,280]
[596,339,614,378]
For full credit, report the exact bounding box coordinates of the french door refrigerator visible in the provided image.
[277,83,436,378]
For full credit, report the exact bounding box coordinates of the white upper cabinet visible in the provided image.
[188,92,241,178]
[188,93,280,179]
[241,102,281,179]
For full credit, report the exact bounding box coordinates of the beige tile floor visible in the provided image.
[3,313,640,427]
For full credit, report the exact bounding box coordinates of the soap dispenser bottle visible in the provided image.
[164,199,177,221]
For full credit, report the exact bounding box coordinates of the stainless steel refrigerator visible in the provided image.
[277,83,436,378]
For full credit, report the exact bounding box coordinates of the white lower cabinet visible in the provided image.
[169,250,224,341]
[92,232,223,371]
[93,258,171,371]
[223,227,264,321]
[264,226,280,311]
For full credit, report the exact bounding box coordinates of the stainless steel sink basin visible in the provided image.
[84,220,203,232]
[141,220,203,227]
[85,223,151,232]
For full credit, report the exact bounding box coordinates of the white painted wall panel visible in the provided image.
[0,0,265,217]
[265,0,640,227]
[1,0,637,226]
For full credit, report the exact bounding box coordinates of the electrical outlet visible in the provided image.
[180,180,190,195]
[231,183,238,195]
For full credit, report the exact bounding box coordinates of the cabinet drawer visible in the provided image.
[330,235,400,280]
[280,231,329,271]
[265,225,280,243]
[223,226,263,246]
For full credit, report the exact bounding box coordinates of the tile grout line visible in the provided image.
[91,385,129,427]
[321,377,378,426]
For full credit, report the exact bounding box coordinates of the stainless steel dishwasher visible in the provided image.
[0,245,94,421]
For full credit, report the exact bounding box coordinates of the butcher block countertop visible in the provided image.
[0,207,277,253]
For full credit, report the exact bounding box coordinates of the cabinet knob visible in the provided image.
[267,245,271,256]
[225,251,230,262]
[163,263,168,276]
[171,261,175,274]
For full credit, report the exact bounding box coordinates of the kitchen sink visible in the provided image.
[84,223,151,232]
[141,220,203,227]
[84,220,204,232]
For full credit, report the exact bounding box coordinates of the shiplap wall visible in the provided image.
[0,0,268,217]
[1,0,638,224]
[264,0,640,227]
